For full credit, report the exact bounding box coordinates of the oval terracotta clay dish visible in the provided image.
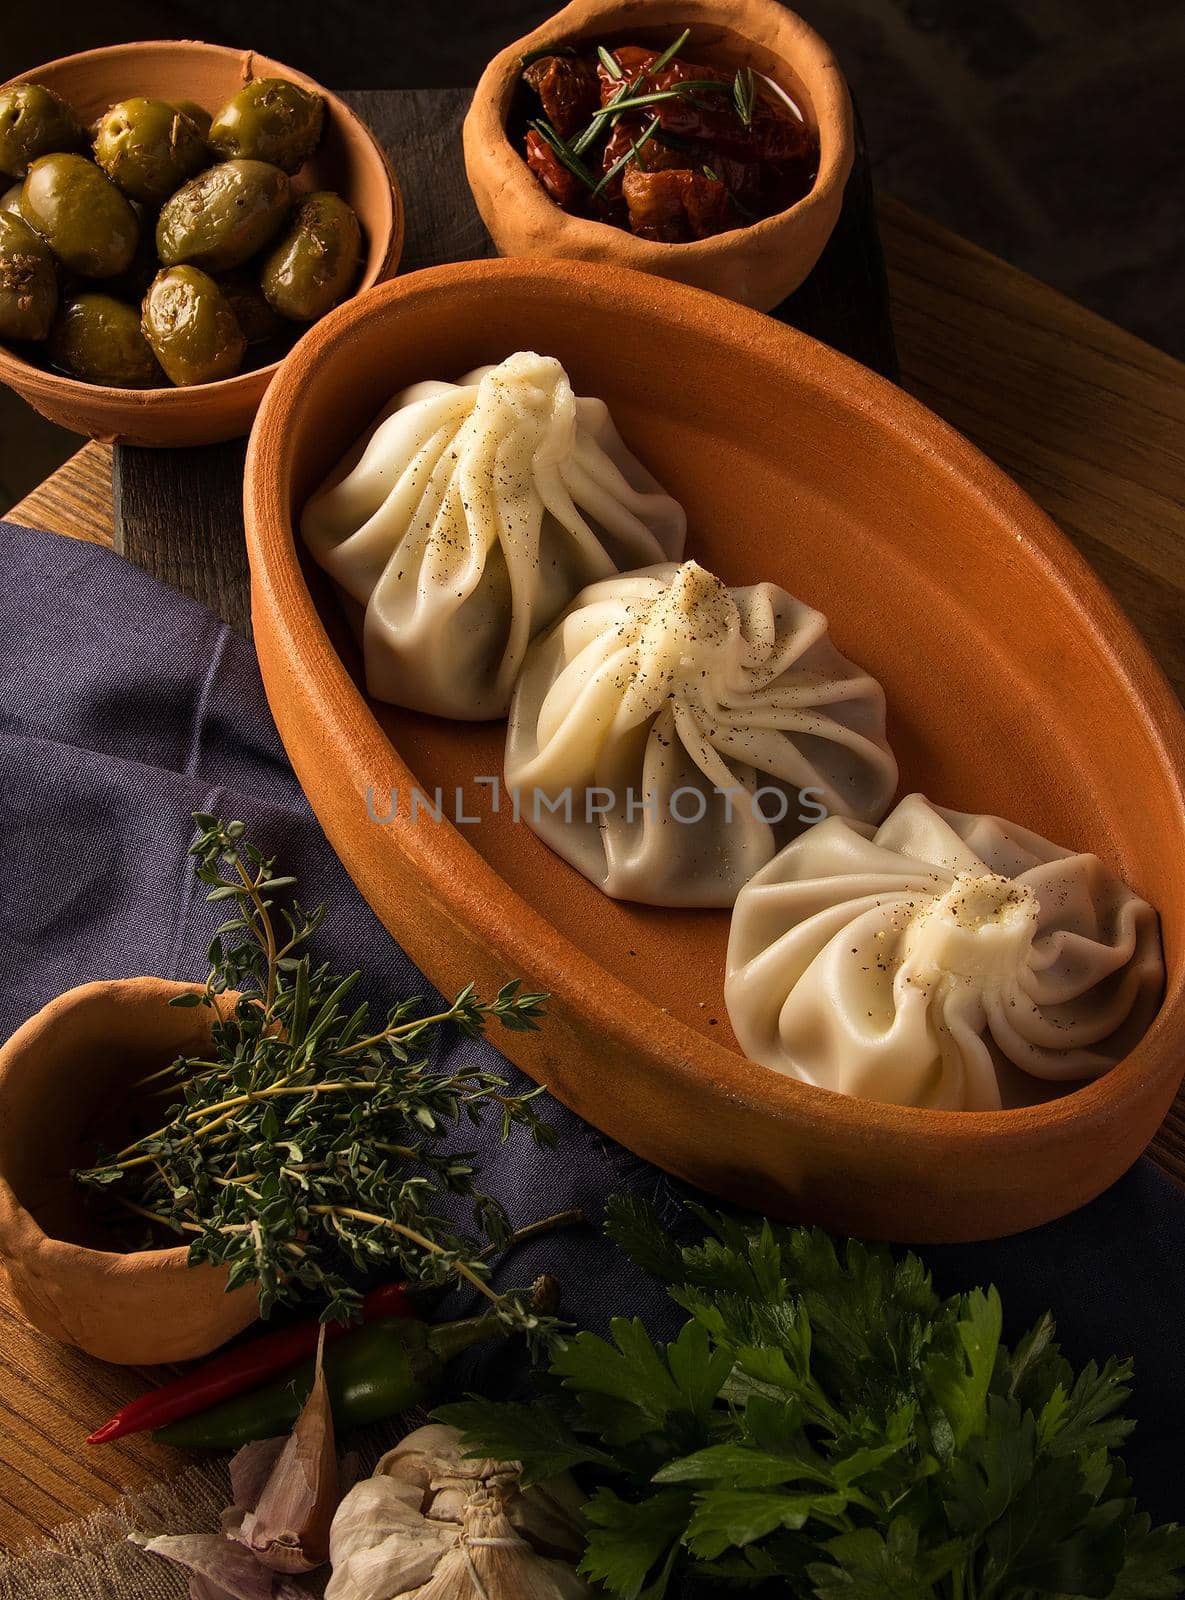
[244,259,1185,1244]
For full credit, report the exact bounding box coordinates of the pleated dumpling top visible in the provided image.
[301,351,686,720]
[726,794,1164,1110]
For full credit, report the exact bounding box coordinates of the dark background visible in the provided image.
[2,0,1183,510]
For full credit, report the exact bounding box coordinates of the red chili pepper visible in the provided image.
[87,1280,414,1445]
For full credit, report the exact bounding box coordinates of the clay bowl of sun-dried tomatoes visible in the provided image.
[463,0,853,312]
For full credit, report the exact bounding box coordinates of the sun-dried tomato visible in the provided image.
[523,54,600,138]
[525,127,583,209]
[621,167,737,242]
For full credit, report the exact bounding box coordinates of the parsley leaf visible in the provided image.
[687,1486,854,1559]
[552,1317,730,1446]
[923,1287,1003,1455]
[579,1486,691,1599]
[1109,1519,1185,1598]
[604,1192,686,1281]
[1046,1357,1137,1457]
[433,1396,617,1485]
[809,1520,964,1597]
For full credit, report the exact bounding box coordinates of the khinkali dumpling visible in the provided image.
[725,793,1164,1110]
[301,351,686,719]
[505,560,898,907]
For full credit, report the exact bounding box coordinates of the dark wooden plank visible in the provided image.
[777,110,897,382]
[113,439,250,634]
[344,88,496,272]
[112,88,896,633]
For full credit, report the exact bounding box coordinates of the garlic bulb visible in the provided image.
[326,1424,592,1600]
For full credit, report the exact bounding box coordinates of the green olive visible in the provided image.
[19,153,139,277]
[92,97,208,205]
[260,191,362,322]
[0,209,58,341]
[172,99,212,141]
[0,83,84,179]
[207,77,324,174]
[156,159,289,272]
[214,268,286,344]
[102,200,161,302]
[141,264,245,385]
[47,292,163,385]
[1,180,23,215]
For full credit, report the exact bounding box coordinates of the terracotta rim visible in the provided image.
[0,40,404,414]
[244,259,1185,1167]
[0,977,202,1274]
[0,977,263,1361]
[465,0,854,264]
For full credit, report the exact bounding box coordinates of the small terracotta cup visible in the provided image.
[0,41,404,448]
[464,0,853,311]
[0,977,258,1364]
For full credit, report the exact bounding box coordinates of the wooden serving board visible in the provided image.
[111,87,896,637]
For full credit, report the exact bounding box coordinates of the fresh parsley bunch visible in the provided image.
[440,1198,1185,1599]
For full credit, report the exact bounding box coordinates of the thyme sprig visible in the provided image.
[74,816,558,1335]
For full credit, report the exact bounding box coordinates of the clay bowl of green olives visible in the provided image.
[0,40,403,447]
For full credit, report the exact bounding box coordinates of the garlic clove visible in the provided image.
[129,1532,308,1600]
[229,1437,287,1513]
[506,1472,588,1559]
[326,1490,454,1600]
[376,1425,515,1485]
[326,1422,592,1600]
[240,1334,339,1573]
[401,1495,593,1600]
[189,1572,240,1600]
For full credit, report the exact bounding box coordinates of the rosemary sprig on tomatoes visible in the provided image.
[519,28,819,242]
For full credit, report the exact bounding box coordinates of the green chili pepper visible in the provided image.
[153,1313,503,1450]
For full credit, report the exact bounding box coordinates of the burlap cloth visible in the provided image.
[0,1422,415,1599]
[0,1461,232,1600]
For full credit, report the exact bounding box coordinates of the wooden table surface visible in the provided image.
[4,196,1185,1552]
